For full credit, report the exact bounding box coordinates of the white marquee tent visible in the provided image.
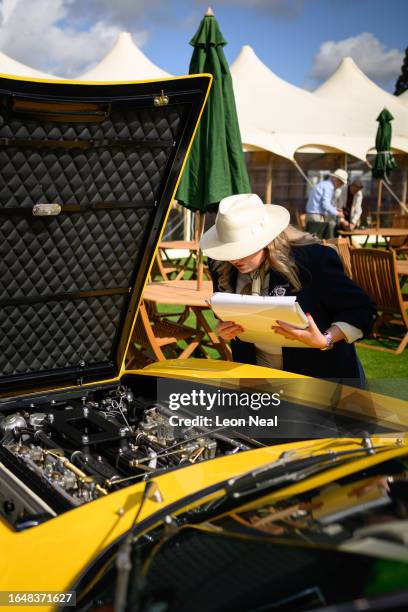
[0,50,58,80]
[399,89,408,106]
[230,46,377,162]
[315,57,408,154]
[77,32,171,81]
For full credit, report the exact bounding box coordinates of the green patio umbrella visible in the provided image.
[372,108,397,181]
[372,108,398,229]
[177,8,250,288]
[177,8,250,213]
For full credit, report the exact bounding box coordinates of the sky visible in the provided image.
[0,0,407,91]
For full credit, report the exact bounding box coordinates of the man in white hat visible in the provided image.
[305,169,348,238]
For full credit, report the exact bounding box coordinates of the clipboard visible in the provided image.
[209,292,311,349]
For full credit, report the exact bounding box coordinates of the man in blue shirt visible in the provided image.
[306,168,347,237]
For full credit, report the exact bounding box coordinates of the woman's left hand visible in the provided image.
[271,313,327,349]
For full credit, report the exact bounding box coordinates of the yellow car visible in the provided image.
[75,429,408,612]
[0,73,407,612]
[2,360,408,612]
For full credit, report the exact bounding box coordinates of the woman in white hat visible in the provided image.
[200,193,376,384]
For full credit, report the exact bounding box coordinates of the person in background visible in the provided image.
[335,179,364,231]
[305,169,347,238]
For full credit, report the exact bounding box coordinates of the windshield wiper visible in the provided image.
[190,446,382,520]
[226,451,357,499]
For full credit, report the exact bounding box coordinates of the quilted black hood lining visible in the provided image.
[0,76,210,393]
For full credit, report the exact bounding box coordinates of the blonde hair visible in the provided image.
[265,224,319,291]
[209,224,320,294]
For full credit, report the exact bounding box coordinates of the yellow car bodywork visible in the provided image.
[1,437,406,609]
[1,359,407,611]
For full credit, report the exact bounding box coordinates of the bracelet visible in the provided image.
[320,330,334,351]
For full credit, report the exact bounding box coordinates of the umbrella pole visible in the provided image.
[376,179,383,233]
[402,165,408,208]
[195,211,206,291]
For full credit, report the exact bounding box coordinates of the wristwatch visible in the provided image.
[320,330,334,351]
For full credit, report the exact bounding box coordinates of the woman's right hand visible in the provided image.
[215,320,245,340]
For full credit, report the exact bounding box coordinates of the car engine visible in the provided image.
[0,384,255,529]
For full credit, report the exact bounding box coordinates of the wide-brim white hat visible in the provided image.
[200,193,290,261]
[330,168,348,184]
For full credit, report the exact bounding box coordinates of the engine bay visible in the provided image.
[0,382,256,530]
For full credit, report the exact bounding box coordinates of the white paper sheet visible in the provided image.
[209,292,311,348]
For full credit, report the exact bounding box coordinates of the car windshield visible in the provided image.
[212,451,408,563]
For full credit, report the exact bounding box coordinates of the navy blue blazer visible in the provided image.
[209,244,376,385]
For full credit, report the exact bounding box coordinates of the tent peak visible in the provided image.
[232,45,267,69]
[320,55,376,87]
[231,45,313,96]
[76,30,171,81]
[0,49,59,79]
[331,55,389,88]
[205,6,215,16]
[337,56,371,79]
[341,56,358,66]
[241,44,256,55]
[316,53,407,103]
[314,50,408,141]
[111,31,143,52]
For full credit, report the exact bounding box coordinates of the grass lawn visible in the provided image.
[357,340,408,400]
[357,342,408,379]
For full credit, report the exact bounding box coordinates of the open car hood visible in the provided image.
[0,74,211,395]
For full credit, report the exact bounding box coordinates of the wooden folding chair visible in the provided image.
[150,251,179,281]
[128,301,204,362]
[324,237,354,279]
[152,245,204,282]
[351,248,408,354]
[389,213,408,257]
[126,348,153,370]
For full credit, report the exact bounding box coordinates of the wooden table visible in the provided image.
[339,228,408,248]
[159,240,199,251]
[143,280,231,360]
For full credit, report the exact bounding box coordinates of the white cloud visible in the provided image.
[310,32,403,88]
[68,0,165,28]
[0,0,150,77]
[197,0,304,17]
[0,0,19,24]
